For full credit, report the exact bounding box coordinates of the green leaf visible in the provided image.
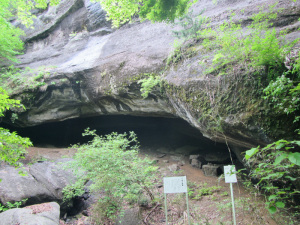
[268,195,277,201]
[268,206,277,214]
[274,153,288,165]
[288,152,300,166]
[284,176,296,181]
[245,147,259,160]
[275,143,285,149]
[275,201,285,208]
[291,141,300,146]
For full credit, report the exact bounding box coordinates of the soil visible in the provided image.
[24,147,283,225]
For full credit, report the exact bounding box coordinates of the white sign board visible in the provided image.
[224,165,237,183]
[163,176,187,193]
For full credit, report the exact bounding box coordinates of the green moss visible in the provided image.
[163,70,296,140]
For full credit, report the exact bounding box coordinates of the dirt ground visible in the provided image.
[24,147,287,225]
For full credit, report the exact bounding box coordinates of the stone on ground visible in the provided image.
[0,202,60,225]
[202,164,220,177]
[116,207,140,225]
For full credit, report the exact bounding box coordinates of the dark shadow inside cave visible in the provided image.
[1,115,236,164]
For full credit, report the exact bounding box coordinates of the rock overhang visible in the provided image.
[2,0,300,152]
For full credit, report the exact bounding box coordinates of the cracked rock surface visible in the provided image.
[0,159,75,207]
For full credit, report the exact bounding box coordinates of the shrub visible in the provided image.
[200,4,298,77]
[138,73,161,98]
[243,140,300,214]
[64,128,159,221]
[0,87,32,167]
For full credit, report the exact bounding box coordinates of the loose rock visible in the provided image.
[202,164,220,177]
[0,202,60,225]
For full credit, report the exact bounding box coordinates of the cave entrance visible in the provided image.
[4,115,235,165]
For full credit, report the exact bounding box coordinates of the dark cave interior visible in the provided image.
[1,115,236,164]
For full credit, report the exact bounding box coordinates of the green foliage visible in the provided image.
[172,10,206,40]
[0,198,27,212]
[262,49,300,128]
[216,197,267,224]
[138,73,161,98]
[166,39,185,66]
[0,87,32,167]
[166,39,198,67]
[188,182,222,200]
[0,65,53,95]
[90,196,120,224]
[0,0,60,62]
[192,186,221,200]
[263,74,300,124]
[244,139,300,214]
[220,191,228,196]
[0,127,32,167]
[0,17,24,62]
[95,0,196,28]
[201,5,297,76]
[62,179,85,203]
[64,128,159,220]
[0,87,23,116]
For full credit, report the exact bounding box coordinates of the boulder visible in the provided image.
[29,159,76,201]
[0,166,50,204]
[202,164,221,177]
[170,155,184,162]
[189,155,207,168]
[191,159,201,169]
[116,207,140,225]
[189,154,200,161]
[0,202,60,225]
[0,159,75,206]
[168,164,180,172]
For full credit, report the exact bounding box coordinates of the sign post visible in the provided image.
[163,176,190,225]
[224,165,237,225]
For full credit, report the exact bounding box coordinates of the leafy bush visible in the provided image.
[263,74,300,124]
[0,0,60,62]
[0,87,32,167]
[138,73,161,98]
[201,4,298,76]
[98,0,194,28]
[0,17,24,62]
[244,140,300,214]
[0,87,23,116]
[64,128,159,220]
[0,127,32,167]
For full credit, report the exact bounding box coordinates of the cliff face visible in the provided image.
[4,0,300,151]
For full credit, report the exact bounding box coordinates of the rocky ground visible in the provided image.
[23,146,284,225]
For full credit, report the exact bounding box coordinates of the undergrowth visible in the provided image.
[63,128,159,222]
